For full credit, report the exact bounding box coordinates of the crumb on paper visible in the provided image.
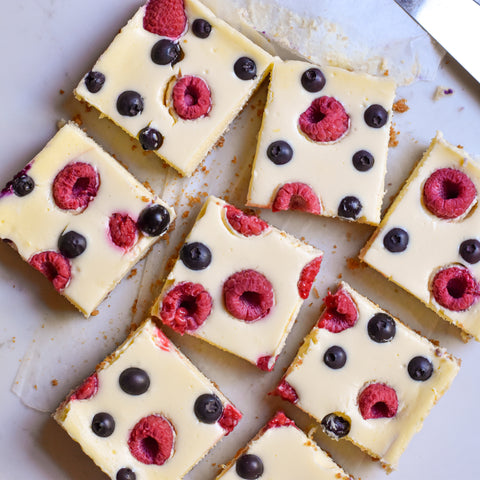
[457,145,464,149]
[143,181,155,194]
[346,257,363,270]
[434,86,454,101]
[393,98,409,113]
[34,384,38,391]
[127,268,137,279]
[131,145,138,151]
[388,125,400,147]
[91,309,99,316]
[59,89,65,95]
[72,113,83,126]
[312,287,320,299]
[214,136,225,149]
[51,379,58,386]
[131,298,138,315]
[337,273,343,279]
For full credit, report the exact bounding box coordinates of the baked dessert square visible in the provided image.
[216,411,353,480]
[247,58,396,225]
[360,132,480,339]
[273,281,459,470]
[151,195,323,371]
[0,122,174,317]
[54,318,241,480]
[75,0,273,176]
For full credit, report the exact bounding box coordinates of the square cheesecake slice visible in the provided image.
[75,0,273,176]
[216,411,353,480]
[151,195,323,371]
[273,281,460,470]
[0,122,174,317]
[54,318,241,480]
[247,58,396,225]
[360,133,480,339]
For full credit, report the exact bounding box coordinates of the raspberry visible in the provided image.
[172,76,212,120]
[318,288,358,333]
[52,162,99,212]
[70,373,98,401]
[272,182,321,214]
[297,256,323,299]
[358,383,398,419]
[108,213,137,250]
[272,379,298,404]
[218,403,242,435]
[160,282,212,334]
[298,96,349,143]
[423,168,476,219]
[143,0,187,39]
[266,412,296,430]
[225,205,269,237]
[153,327,171,352]
[256,354,278,372]
[128,414,175,465]
[223,270,274,322]
[431,266,480,311]
[29,251,71,292]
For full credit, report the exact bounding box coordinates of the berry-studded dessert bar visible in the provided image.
[272,281,459,470]
[75,0,273,176]
[151,195,323,371]
[0,122,174,317]
[360,133,480,339]
[54,318,241,480]
[216,411,353,480]
[247,59,396,225]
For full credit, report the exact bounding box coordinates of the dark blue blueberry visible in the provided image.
[408,356,433,381]
[138,127,163,151]
[301,68,326,93]
[137,205,170,236]
[116,468,136,480]
[383,227,409,253]
[58,231,87,259]
[119,367,150,396]
[323,346,347,369]
[321,413,350,438]
[352,150,374,172]
[180,242,212,270]
[117,91,144,117]
[91,412,115,437]
[236,454,264,479]
[368,313,396,343]
[459,239,480,264]
[192,19,212,38]
[85,71,105,93]
[234,57,257,80]
[151,39,182,65]
[12,175,35,197]
[267,140,293,165]
[338,196,362,219]
[194,393,223,423]
[364,104,388,128]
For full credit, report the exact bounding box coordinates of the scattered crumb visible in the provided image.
[433,86,454,101]
[214,136,225,149]
[312,287,320,299]
[457,145,464,149]
[12,337,16,343]
[131,298,138,315]
[51,379,58,386]
[337,273,343,279]
[388,125,399,147]
[383,69,389,76]
[392,98,409,113]
[141,196,150,203]
[34,384,38,390]
[346,257,363,270]
[182,210,190,218]
[131,145,138,151]
[142,181,155,194]
[72,113,83,126]
[91,309,99,316]
[127,268,137,279]
[231,156,237,164]
[59,89,65,95]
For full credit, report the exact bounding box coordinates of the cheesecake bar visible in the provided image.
[54,318,241,480]
[247,58,396,225]
[273,281,459,470]
[0,122,174,317]
[216,411,353,480]
[75,0,273,176]
[360,133,480,339]
[151,195,323,371]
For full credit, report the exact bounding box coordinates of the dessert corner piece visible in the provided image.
[54,318,241,480]
[151,195,323,371]
[74,0,273,177]
[247,58,396,225]
[360,132,480,339]
[273,281,459,470]
[216,411,353,480]
[0,122,174,317]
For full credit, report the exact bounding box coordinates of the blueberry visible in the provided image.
[91,412,115,437]
[116,468,136,480]
[12,175,35,197]
[85,71,105,93]
[138,127,163,151]
[194,393,223,423]
[180,242,212,270]
[301,68,326,93]
[137,204,170,236]
[352,150,374,172]
[151,39,182,66]
[323,346,347,369]
[383,227,409,253]
[117,91,144,117]
[236,454,264,479]
[192,18,212,38]
[119,367,150,396]
[58,231,87,259]
[321,413,350,438]
[267,141,293,165]
[234,57,257,80]
[338,196,362,219]
[408,356,433,381]
[364,104,388,128]
[459,239,480,264]
[368,313,396,343]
